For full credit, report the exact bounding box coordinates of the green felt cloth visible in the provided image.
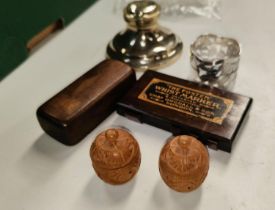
[0,0,97,79]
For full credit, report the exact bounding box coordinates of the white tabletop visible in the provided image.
[0,0,274,209]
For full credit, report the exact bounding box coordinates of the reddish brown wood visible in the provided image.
[159,135,209,192]
[37,59,136,145]
[90,128,141,185]
[27,19,63,51]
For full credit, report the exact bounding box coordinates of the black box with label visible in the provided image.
[116,70,252,152]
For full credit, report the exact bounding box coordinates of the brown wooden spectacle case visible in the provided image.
[37,59,136,145]
[116,70,252,152]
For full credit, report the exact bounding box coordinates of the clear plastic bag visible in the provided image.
[114,0,222,19]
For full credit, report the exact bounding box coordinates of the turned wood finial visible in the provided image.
[105,129,119,144]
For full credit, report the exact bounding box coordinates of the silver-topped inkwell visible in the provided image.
[190,34,241,90]
[107,1,183,71]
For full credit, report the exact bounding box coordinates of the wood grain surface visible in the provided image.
[159,135,209,192]
[37,59,136,145]
[90,128,141,185]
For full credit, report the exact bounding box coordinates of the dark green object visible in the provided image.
[0,0,97,79]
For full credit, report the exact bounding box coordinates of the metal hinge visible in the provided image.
[207,139,218,150]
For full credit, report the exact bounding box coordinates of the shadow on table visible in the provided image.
[152,179,202,209]
[83,175,136,205]
[17,133,79,183]
[209,115,251,165]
